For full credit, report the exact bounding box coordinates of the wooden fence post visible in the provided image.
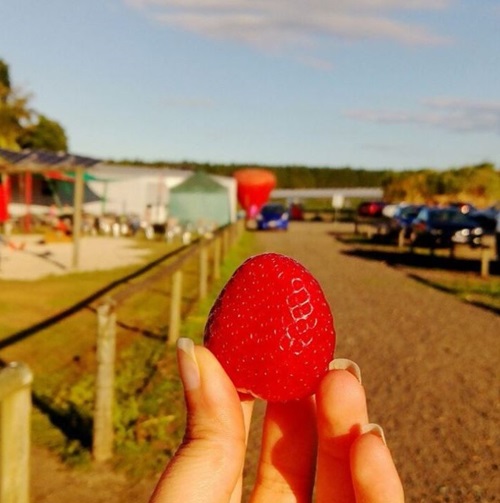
[222,227,230,260]
[93,299,117,462]
[0,362,32,503]
[236,218,245,240]
[213,236,222,281]
[169,270,183,345]
[199,240,208,300]
[397,229,405,249]
[480,247,492,278]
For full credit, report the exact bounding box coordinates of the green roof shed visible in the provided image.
[169,171,231,227]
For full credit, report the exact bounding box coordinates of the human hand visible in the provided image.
[149,338,404,503]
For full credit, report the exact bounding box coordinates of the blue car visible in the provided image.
[256,203,289,230]
[388,204,424,239]
[410,206,484,248]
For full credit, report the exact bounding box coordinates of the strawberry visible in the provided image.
[204,252,336,402]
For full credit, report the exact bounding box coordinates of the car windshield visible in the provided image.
[429,209,474,225]
[261,204,285,217]
[398,205,421,218]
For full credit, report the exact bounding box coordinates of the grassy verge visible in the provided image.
[23,230,257,477]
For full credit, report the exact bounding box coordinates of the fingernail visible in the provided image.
[360,423,387,446]
[177,338,200,391]
[329,358,362,384]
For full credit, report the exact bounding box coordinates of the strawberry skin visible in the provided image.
[204,253,336,402]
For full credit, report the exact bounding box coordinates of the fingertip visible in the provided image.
[351,429,405,503]
[178,342,245,437]
[317,368,368,431]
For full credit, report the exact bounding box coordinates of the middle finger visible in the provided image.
[250,398,317,503]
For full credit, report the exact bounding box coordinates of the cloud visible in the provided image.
[124,0,452,58]
[345,97,500,134]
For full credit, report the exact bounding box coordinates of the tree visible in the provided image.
[18,114,68,152]
[0,58,69,151]
[0,60,11,96]
[0,59,32,150]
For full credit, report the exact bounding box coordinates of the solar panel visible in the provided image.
[0,147,100,172]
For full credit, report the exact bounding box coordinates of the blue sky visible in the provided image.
[1,0,499,170]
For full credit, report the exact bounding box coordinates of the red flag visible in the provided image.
[0,182,8,223]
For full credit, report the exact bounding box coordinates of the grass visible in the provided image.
[0,228,257,477]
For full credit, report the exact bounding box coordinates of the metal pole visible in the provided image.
[72,166,84,270]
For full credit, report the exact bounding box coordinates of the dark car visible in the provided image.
[256,203,289,230]
[388,204,424,239]
[288,202,304,221]
[410,206,484,248]
[469,206,498,234]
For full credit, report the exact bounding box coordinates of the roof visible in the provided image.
[170,171,227,193]
[0,147,100,174]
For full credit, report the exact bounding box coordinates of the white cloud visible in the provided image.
[124,0,452,58]
[345,97,500,134]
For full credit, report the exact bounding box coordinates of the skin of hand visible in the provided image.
[149,339,404,503]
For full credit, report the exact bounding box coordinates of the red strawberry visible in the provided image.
[204,252,336,402]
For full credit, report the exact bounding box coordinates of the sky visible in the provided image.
[1,0,499,171]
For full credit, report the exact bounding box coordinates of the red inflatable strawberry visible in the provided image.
[204,252,336,402]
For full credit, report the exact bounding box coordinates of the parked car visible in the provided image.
[288,202,304,221]
[469,206,498,234]
[388,204,424,239]
[449,201,476,215]
[256,203,289,230]
[409,206,484,248]
[357,201,386,218]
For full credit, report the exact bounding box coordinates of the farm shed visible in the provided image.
[84,164,191,223]
[169,171,232,227]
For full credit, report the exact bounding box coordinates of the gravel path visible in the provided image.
[248,221,499,503]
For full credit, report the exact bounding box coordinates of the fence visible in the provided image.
[0,362,32,503]
[0,219,245,498]
[89,221,243,461]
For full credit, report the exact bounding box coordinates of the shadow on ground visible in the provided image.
[341,247,500,276]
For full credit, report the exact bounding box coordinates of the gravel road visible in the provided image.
[245,221,499,502]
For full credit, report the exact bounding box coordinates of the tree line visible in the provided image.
[382,163,499,207]
[114,158,499,206]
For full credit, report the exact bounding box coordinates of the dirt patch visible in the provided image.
[0,235,150,281]
[31,446,158,503]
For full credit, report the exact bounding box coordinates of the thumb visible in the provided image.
[149,339,247,503]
